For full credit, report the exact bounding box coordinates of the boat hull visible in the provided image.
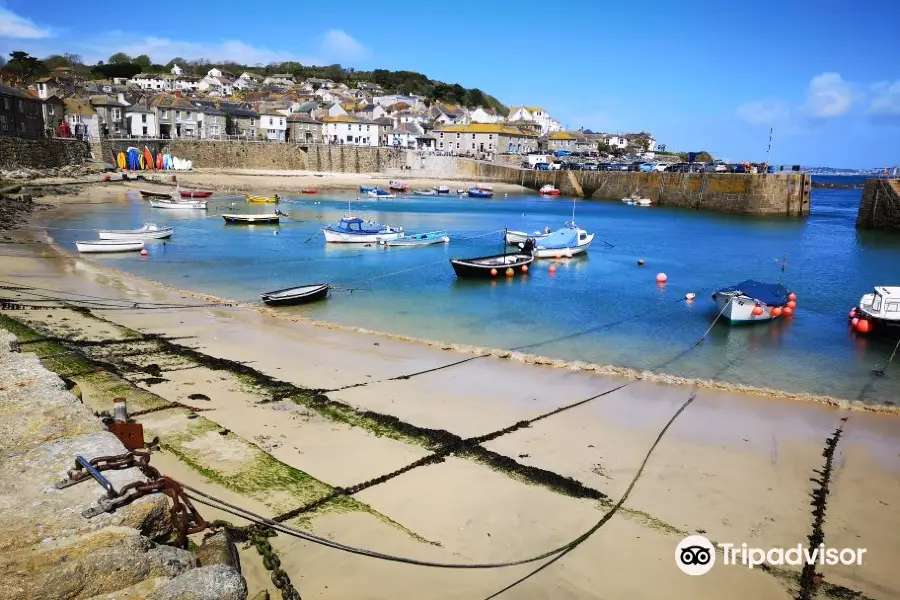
[367,191,396,198]
[450,253,534,278]
[75,240,144,253]
[222,214,280,224]
[245,194,278,203]
[180,190,212,198]
[139,189,170,199]
[467,190,493,198]
[261,284,329,306]
[714,293,778,323]
[323,229,403,243]
[505,230,551,246]
[532,234,594,258]
[383,232,449,247]
[856,308,900,339]
[98,227,173,240]
[149,199,207,209]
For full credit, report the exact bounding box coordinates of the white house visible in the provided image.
[322,115,378,146]
[605,135,628,149]
[314,88,338,102]
[385,122,429,150]
[260,111,287,141]
[234,72,263,91]
[469,107,503,124]
[373,94,417,108]
[506,106,561,135]
[198,76,234,96]
[125,101,157,137]
[128,73,172,91]
[170,63,184,76]
[263,74,296,87]
[173,76,200,92]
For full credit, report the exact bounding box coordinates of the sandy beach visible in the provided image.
[2,180,899,599]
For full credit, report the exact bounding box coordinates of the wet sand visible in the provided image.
[1,185,900,599]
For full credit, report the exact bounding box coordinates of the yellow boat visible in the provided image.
[245,194,280,203]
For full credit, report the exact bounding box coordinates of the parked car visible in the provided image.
[638,163,656,173]
[655,163,669,172]
[536,163,551,170]
[729,164,747,173]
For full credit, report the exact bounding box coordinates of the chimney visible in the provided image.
[117,92,127,105]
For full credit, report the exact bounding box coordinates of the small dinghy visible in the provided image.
[98,223,173,240]
[506,229,552,246]
[75,239,145,253]
[389,181,408,192]
[540,184,561,196]
[149,198,207,210]
[139,189,171,199]
[450,253,534,278]
[359,185,375,192]
[300,189,318,194]
[467,187,494,198]
[712,280,793,323]
[412,188,437,196]
[245,194,280,203]
[222,214,280,224]
[622,192,652,206]
[529,225,594,258]
[436,186,451,194]
[367,188,395,199]
[382,231,449,247]
[261,283,329,306]
[180,190,213,198]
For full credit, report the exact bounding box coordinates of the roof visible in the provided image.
[0,84,42,100]
[374,117,393,126]
[525,106,544,112]
[322,115,377,125]
[259,109,285,117]
[203,106,226,116]
[287,113,320,124]
[268,74,296,79]
[549,132,577,140]
[295,101,319,113]
[64,98,95,117]
[434,123,538,137]
[89,94,128,107]
[126,100,152,113]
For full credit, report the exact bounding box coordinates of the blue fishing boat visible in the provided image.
[359,185,375,192]
[367,187,394,198]
[467,187,494,198]
[323,217,403,243]
[382,231,450,247]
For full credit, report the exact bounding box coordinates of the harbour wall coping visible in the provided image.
[0,136,92,169]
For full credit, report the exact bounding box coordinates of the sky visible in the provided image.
[1,0,898,168]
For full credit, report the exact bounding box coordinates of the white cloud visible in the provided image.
[319,29,369,62]
[868,80,900,119]
[0,7,54,38]
[736,100,792,126]
[803,72,853,118]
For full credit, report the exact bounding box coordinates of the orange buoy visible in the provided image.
[685,292,696,301]
[521,265,529,273]
[856,319,871,333]
[140,249,148,256]
[548,264,557,273]
[789,293,797,301]
[656,272,668,283]
[783,305,794,317]
[505,267,514,277]
[638,259,645,266]
[752,305,764,316]
[787,300,797,309]
[490,268,498,277]
[772,306,783,317]
[850,317,859,327]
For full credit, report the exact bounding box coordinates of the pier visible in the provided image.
[856,178,900,230]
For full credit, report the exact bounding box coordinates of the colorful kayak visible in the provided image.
[143,147,153,170]
[156,153,163,170]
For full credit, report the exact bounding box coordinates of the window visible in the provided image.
[269,117,273,125]
[2,98,9,110]
[456,142,460,149]
[888,303,900,313]
[141,114,147,123]
[186,111,191,119]
[472,134,475,139]
[0,115,6,131]
[279,119,284,126]
[161,109,169,119]
[142,126,148,135]
[439,132,443,138]
[456,133,460,139]
[489,144,493,150]
[48,105,55,115]
[19,121,25,132]
[489,134,493,140]
[16,99,23,112]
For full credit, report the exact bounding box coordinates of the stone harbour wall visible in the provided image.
[100,139,405,173]
[0,136,92,169]
[856,179,900,230]
[457,160,811,217]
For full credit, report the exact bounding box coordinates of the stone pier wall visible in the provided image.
[856,178,900,230]
[457,160,811,217]
[99,139,405,173]
[0,136,92,169]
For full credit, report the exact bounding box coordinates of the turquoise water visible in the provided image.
[44,184,900,406]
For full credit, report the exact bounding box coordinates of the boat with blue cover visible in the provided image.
[323,216,404,243]
[359,185,375,192]
[382,231,449,247]
[528,224,594,258]
[712,279,792,323]
[467,187,494,198]
[367,187,396,198]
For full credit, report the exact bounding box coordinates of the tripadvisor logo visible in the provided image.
[675,535,867,575]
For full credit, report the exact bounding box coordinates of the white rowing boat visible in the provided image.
[75,240,145,253]
[149,198,208,210]
[98,223,173,240]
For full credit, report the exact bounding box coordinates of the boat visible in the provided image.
[506,229,553,246]
[367,188,395,198]
[852,287,900,338]
[382,231,449,247]
[436,186,451,194]
[712,280,792,323]
[139,189,171,199]
[467,187,494,199]
[412,188,437,196]
[246,194,280,203]
[261,283,329,306]
[149,198,207,210]
[75,239,145,253]
[359,185,375,192]
[179,190,213,198]
[622,192,653,206]
[450,253,534,278]
[98,223,173,240]
[540,184,561,196]
[529,225,594,258]
[323,216,404,243]
[222,214,280,224]
[300,189,318,194]
[389,181,408,192]
[456,189,466,194]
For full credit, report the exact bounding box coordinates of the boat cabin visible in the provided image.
[860,286,900,319]
[333,217,382,233]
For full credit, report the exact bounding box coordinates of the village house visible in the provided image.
[234,72,263,91]
[89,94,129,137]
[304,78,334,90]
[149,94,200,138]
[0,84,44,137]
[125,99,157,137]
[170,63,184,76]
[129,73,172,91]
[198,104,225,139]
[259,110,286,141]
[263,73,296,87]
[173,76,201,93]
[543,131,582,152]
[322,115,378,146]
[313,88,338,102]
[198,75,234,96]
[286,113,322,143]
[469,106,503,124]
[314,101,348,120]
[430,104,468,125]
[30,80,65,133]
[432,123,538,158]
[384,122,433,150]
[373,94,416,108]
[393,111,429,127]
[506,106,561,135]
[63,98,98,139]
[206,68,237,80]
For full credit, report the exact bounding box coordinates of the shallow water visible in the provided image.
[42,181,900,407]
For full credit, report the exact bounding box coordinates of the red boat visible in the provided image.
[539,184,561,196]
[180,190,213,198]
[301,189,318,194]
[389,180,408,192]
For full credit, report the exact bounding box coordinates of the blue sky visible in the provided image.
[2,0,898,168]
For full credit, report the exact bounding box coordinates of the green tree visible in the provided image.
[133,54,152,68]
[43,54,71,70]
[0,55,5,68]
[108,52,132,64]
[597,140,611,154]
[7,51,46,82]
[64,53,83,66]
[694,151,714,163]
[165,57,187,69]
